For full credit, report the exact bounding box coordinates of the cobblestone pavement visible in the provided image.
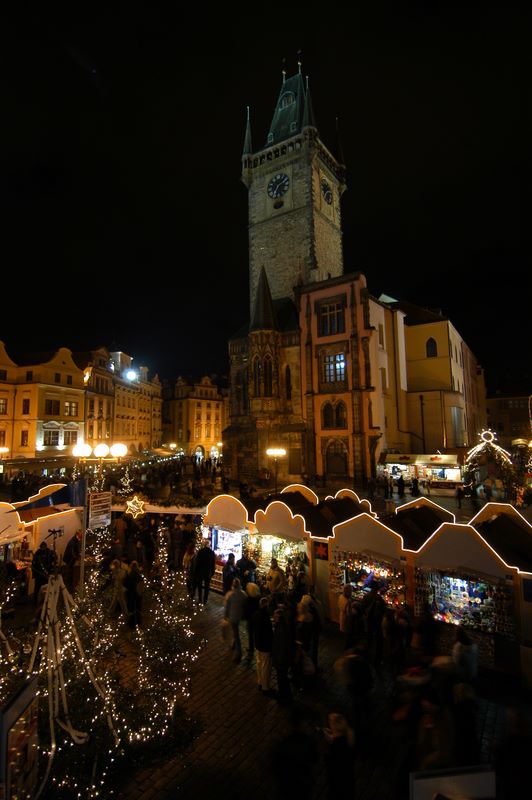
[112,591,530,800]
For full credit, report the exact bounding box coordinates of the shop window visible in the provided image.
[43,429,59,446]
[63,430,78,445]
[426,338,438,358]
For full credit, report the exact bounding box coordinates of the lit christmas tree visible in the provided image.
[0,522,202,798]
[463,429,517,492]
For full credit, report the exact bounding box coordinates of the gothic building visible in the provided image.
[223,69,387,488]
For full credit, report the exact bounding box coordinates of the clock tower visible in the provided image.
[242,69,347,315]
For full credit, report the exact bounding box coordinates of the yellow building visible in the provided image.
[110,351,162,454]
[0,343,85,466]
[392,302,486,451]
[163,376,227,463]
[73,347,115,449]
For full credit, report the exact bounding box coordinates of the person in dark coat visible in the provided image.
[272,605,295,704]
[192,542,216,605]
[31,541,57,604]
[236,548,257,589]
[222,553,239,595]
[62,530,81,592]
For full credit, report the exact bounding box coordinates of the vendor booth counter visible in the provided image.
[415,522,521,675]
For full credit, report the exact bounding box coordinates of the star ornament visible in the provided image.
[125,495,145,519]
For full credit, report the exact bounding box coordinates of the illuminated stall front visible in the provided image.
[415,523,520,673]
[321,513,408,623]
[202,495,251,594]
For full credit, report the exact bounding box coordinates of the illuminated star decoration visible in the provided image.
[125,495,145,519]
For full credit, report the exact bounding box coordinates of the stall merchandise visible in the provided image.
[414,568,515,638]
[329,550,406,607]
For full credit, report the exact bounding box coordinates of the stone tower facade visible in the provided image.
[223,69,348,488]
[242,72,346,315]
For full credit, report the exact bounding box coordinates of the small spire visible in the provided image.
[297,49,302,73]
[282,57,286,83]
[242,105,253,156]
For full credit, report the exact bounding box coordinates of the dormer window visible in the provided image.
[280,92,295,108]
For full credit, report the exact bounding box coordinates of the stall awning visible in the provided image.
[381,454,460,467]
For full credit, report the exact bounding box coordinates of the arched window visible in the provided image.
[253,358,261,397]
[264,358,273,397]
[285,365,292,400]
[322,403,334,429]
[426,337,438,358]
[335,401,347,428]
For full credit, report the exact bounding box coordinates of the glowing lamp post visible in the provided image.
[266,447,286,495]
[0,446,9,459]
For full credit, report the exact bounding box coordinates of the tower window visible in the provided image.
[264,358,273,397]
[253,358,261,397]
[335,402,347,428]
[285,366,292,400]
[426,337,438,358]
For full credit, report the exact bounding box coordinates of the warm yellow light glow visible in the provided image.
[125,495,145,519]
[109,443,127,458]
[73,443,92,458]
[266,447,286,458]
[169,442,177,449]
[0,446,9,456]
[93,443,110,459]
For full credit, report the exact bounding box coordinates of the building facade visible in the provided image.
[0,343,85,464]
[162,375,228,462]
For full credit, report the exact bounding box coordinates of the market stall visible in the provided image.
[415,522,519,673]
[379,453,463,496]
[321,513,408,623]
[202,495,251,593]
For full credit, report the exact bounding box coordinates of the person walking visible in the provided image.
[266,557,286,609]
[222,552,238,595]
[192,541,216,605]
[224,578,247,663]
[108,558,129,620]
[236,547,257,589]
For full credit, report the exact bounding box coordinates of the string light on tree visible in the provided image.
[463,429,517,492]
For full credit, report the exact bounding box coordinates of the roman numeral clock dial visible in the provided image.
[267,173,290,199]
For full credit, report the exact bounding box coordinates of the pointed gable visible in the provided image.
[250,266,278,331]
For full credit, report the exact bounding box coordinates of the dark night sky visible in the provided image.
[2,3,529,394]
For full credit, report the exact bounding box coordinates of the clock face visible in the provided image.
[321,178,333,205]
[267,173,290,199]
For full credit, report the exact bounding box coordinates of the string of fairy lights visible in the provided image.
[0,516,204,798]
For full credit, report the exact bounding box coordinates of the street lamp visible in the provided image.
[72,442,127,598]
[266,447,286,495]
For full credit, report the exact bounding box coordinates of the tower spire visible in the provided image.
[302,75,316,130]
[242,105,253,156]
